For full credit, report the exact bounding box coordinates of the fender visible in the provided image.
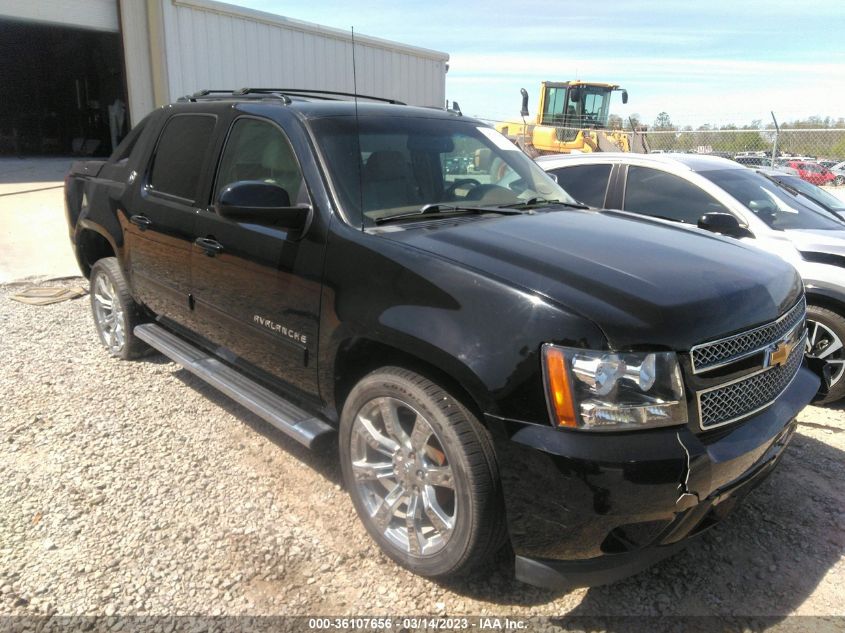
[318,222,606,424]
[804,281,845,308]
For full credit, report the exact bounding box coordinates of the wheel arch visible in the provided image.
[805,287,845,319]
[74,224,117,278]
[330,337,490,428]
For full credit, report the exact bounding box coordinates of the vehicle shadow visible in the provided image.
[170,367,343,487]
[436,433,845,615]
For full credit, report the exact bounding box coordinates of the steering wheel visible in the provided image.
[445,178,482,199]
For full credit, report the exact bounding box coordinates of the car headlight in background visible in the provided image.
[542,344,687,431]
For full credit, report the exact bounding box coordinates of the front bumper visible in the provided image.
[487,365,819,589]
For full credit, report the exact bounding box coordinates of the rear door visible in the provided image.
[189,114,324,396]
[124,113,217,324]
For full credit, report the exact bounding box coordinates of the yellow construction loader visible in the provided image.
[495,81,649,155]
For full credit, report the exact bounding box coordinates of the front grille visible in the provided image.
[697,332,805,429]
[691,298,806,374]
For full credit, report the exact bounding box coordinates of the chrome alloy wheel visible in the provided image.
[350,396,456,557]
[806,318,845,389]
[92,272,126,355]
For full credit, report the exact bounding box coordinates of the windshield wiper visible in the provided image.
[374,203,526,225]
[495,197,590,210]
[758,172,800,197]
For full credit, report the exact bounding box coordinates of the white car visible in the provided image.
[537,152,845,403]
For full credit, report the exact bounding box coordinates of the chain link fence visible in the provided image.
[479,117,845,187]
[644,128,845,164]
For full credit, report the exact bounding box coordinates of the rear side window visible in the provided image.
[149,114,216,201]
[548,164,612,207]
[623,166,729,223]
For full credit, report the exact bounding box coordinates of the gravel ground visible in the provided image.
[1,277,844,622]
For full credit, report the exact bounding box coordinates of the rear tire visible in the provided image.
[90,257,148,360]
[339,367,506,578]
[806,305,845,404]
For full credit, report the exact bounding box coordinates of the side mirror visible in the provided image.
[621,89,629,105]
[698,212,752,239]
[520,88,529,118]
[215,181,311,233]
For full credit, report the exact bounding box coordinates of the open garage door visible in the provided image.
[0,19,128,157]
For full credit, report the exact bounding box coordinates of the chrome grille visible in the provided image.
[691,298,806,373]
[697,332,805,429]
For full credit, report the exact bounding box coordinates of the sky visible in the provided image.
[230,0,845,128]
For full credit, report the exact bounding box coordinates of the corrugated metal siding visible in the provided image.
[119,0,156,124]
[0,0,119,32]
[159,0,447,107]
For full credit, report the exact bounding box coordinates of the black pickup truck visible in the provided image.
[65,89,818,589]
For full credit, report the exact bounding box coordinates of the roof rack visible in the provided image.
[177,88,405,105]
[178,89,292,104]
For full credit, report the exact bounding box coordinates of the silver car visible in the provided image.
[827,160,845,187]
[538,152,845,403]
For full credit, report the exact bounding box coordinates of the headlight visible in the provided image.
[542,344,687,431]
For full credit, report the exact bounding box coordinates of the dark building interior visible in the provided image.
[0,19,127,157]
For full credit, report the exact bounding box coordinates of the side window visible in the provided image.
[148,114,216,202]
[215,118,304,202]
[548,164,612,207]
[623,166,729,223]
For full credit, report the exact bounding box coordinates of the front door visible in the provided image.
[190,115,323,396]
[125,113,217,325]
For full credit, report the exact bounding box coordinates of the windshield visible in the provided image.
[310,116,574,226]
[771,174,845,212]
[700,169,845,231]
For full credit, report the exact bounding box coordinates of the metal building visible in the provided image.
[0,0,449,156]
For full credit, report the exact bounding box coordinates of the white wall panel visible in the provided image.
[0,0,119,32]
[118,0,155,125]
[159,0,447,107]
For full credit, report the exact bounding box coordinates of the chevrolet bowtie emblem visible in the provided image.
[767,339,794,368]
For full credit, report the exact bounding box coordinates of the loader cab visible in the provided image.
[538,82,624,132]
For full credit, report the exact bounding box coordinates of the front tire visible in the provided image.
[339,367,505,578]
[90,257,148,360]
[806,305,845,404]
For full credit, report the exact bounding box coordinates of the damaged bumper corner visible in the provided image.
[487,366,819,590]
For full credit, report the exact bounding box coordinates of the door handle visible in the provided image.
[129,214,152,230]
[195,237,224,257]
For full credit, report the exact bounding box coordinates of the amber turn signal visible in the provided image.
[544,346,578,428]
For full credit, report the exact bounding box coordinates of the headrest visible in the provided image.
[262,142,291,171]
[364,151,408,181]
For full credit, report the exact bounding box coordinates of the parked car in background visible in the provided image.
[758,168,845,221]
[786,160,836,186]
[538,152,845,403]
[826,161,845,186]
[734,155,770,168]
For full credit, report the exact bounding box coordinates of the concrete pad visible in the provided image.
[0,158,81,283]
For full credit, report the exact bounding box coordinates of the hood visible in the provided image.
[383,209,804,351]
[784,228,845,256]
